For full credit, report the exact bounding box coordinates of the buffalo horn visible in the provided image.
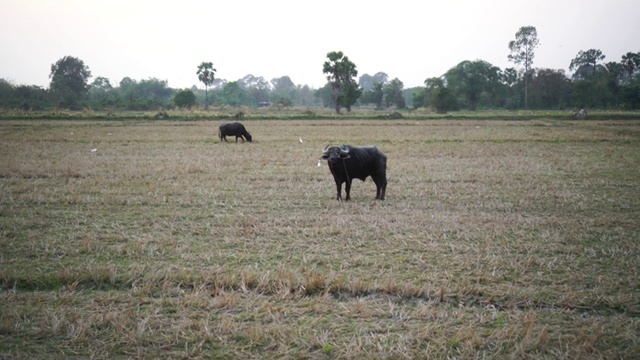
[339,144,349,154]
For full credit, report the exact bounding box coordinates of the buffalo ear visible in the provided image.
[339,153,351,159]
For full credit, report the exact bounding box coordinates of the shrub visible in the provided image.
[174,89,196,108]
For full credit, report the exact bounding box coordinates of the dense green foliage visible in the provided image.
[444,60,502,110]
[383,78,406,109]
[423,77,459,113]
[173,89,196,108]
[2,44,639,112]
[360,82,384,110]
[408,49,640,111]
[322,51,362,113]
[49,56,92,109]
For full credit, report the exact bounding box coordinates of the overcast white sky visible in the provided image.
[1,0,639,90]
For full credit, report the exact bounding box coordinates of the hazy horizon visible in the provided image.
[2,0,639,90]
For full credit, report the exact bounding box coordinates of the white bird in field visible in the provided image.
[299,136,304,143]
[91,148,97,153]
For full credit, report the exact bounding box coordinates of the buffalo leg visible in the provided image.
[335,181,342,201]
[376,184,386,200]
[344,180,352,201]
[373,176,387,200]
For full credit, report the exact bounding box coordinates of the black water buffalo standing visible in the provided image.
[219,122,253,143]
[319,144,387,201]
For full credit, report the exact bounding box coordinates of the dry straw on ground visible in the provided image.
[1,119,639,358]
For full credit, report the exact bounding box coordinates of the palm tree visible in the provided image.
[621,52,640,81]
[197,62,216,110]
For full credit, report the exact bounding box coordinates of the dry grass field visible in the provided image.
[1,118,639,359]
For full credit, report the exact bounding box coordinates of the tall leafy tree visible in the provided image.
[340,81,362,112]
[445,60,501,110]
[605,61,626,85]
[528,69,571,109]
[410,87,427,109]
[424,77,458,113]
[570,49,606,80]
[197,62,216,110]
[91,76,112,91]
[271,76,296,105]
[89,76,114,106]
[360,82,384,109]
[219,81,248,106]
[49,56,92,109]
[568,50,616,108]
[383,78,406,108]
[239,74,271,105]
[322,51,362,113]
[137,78,173,103]
[499,67,521,108]
[119,77,136,89]
[117,77,136,107]
[315,83,336,109]
[358,72,388,91]
[271,76,296,95]
[295,84,318,107]
[508,26,540,109]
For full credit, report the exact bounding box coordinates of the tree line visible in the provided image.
[414,26,640,113]
[1,26,639,112]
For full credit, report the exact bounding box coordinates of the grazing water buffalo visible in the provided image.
[319,144,387,201]
[219,122,252,143]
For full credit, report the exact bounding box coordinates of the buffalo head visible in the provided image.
[320,144,350,162]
